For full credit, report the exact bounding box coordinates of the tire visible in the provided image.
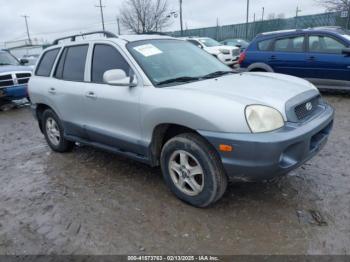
[160,133,228,207]
[250,68,267,72]
[42,109,74,153]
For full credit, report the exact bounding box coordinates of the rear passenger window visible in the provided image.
[91,44,131,83]
[55,45,88,81]
[258,39,273,51]
[35,49,60,77]
[274,36,305,52]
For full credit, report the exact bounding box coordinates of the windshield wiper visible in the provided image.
[202,70,235,79]
[0,63,12,66]
[156,76,201,86]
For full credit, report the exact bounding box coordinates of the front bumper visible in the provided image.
[0,85,28,100]
[199,105,334,181]
[217,54,239,65]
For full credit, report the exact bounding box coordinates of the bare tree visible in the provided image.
[119,0,172,34]
[316,0,350,12]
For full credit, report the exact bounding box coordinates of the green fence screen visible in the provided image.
[169,12,349,41]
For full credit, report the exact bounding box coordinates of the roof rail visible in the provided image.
[52,31,117,45]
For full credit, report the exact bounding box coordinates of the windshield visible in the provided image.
[198,38,222,47]
[0,51,19,66]
[127,39,232,86]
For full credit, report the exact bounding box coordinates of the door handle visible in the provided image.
[269,55,277,60]
[308,56,316,61]
[48,87,56,94]
[85,91,97,99]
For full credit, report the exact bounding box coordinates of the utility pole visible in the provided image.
[245,0,250,40]
[295,5,302,28]
[262,7,265,22]
[116,17,121,35]
[179,0,184,36]
[95,0,106,31]
[347,0,350,30]
[21,15,32,45]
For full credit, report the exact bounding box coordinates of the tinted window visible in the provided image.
[36,49,60,77]
[309,35,346,54]
[274,36,305,52]
[258,39,273,51]
[56,45,88,81]
[91,44,131,83]
[54,48,68,79]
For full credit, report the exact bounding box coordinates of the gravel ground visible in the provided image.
[0,94,349,255]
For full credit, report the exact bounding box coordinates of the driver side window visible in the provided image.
[91,44,131,83]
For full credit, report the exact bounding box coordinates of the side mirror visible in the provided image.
[20,58,29,65]
[235,44,242,48]
[103,69,137,87]
[198,45,203,49]
[342,48,350,55]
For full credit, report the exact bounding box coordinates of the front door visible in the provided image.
[304,34,350,86]
[83,43,142,155]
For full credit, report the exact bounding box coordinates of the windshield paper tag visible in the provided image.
[134,44,163,57]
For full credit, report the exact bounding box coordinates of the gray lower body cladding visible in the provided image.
[199,105,334,181]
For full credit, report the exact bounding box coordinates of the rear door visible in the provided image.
[50,44,89,138]
[304,34,350,85]
[268,34,308,77]
[82,42,142,154]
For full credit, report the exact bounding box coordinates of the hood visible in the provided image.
[205,45,239,54]
[173,72,318,119]
[0,65,33,74]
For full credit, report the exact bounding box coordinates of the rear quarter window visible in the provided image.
[35,48,60,77]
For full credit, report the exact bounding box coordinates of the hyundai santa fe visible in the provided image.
[29,31,334,207]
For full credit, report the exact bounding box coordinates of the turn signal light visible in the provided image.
[219,144,233,152]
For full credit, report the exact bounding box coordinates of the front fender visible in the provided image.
[141,108,221,145]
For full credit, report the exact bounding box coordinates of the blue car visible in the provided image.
[0,49,32,104]
[240,27,350,91]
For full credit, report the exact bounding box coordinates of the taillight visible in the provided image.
[238,52,246,64]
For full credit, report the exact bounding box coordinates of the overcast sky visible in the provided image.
[0,0,326,45]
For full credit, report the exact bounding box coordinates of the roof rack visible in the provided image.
[52,31,117,45]
[139,31,169,36]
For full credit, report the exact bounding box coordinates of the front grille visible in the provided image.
[232,49,240,57]
[16,73,31,85]
[0,74,14,88]
[16,73,31,78]
[0,72,32,88]
[294,96,320,120]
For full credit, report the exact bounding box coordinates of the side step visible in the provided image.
[65,135,151,165]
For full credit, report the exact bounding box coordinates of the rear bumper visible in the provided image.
[199,105,334,181]
[0,85,28,100]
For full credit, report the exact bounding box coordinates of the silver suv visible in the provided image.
[29,31,334,207]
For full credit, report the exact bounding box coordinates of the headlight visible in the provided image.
[245,105,284,133]
[219,49,230,55]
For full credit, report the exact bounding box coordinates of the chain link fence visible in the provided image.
[169,12,349,41]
